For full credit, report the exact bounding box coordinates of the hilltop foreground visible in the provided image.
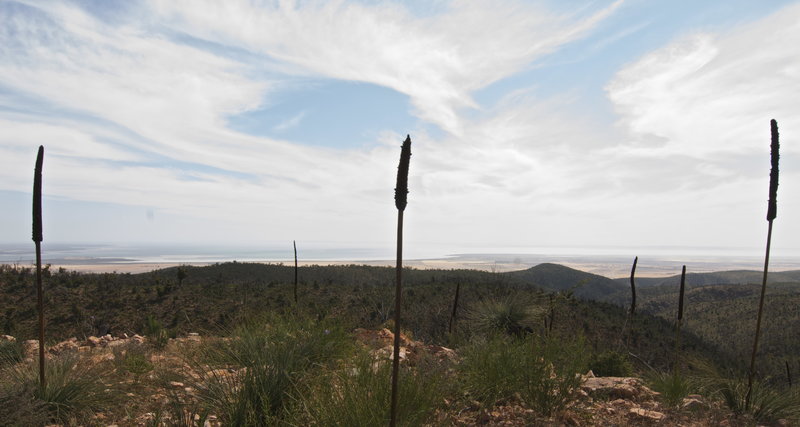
[1,262,799,425]
[0,325,764,426]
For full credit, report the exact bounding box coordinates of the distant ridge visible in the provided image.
[506,263,626,300]
[613,269,800,288]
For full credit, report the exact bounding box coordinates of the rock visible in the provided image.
[582,377,654,401]
[585,370,595,378]
[0,334,15,342]
[49,337,79,355]
[86,336,103,347]
[131,334,145,344]
[628,407,665,422]
[354,328,412,348]
[107,339,127,348]
[169,381,185,388]
[23,339,39,360]
[682,397,705,410]
[425,344,458,362]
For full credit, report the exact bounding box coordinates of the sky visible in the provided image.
[0,0,798,258]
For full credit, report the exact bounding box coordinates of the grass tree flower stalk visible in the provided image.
[746,119,780,409]
[293,240,298,304]
[32,145,45,388]
[390,135,411,427]
[674,265,686,376]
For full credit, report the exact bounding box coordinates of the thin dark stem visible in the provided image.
[35,241,45,388]
[448,281,461,334]
[746,219,774,409]
[629,256,638,316]
[293,240,298,305]
[674,265,686,376]
[390,209,404,427]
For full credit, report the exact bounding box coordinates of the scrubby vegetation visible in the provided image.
[1,261,799,425]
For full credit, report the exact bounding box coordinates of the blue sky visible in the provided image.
[0,0,798,258]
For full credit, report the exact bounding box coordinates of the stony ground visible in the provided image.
[1,332,782,426]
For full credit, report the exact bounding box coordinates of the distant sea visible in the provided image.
[0,243,401,265]
[2,243,799,278]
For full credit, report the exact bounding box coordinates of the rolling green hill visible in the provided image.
[507,263,627,300]
[613,269,800,288]
[0,262,733,375]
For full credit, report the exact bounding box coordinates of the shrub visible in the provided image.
[590,351,633,377]
[459,333,588,416]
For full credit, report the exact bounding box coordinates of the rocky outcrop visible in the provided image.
[581,375,660,402]
[353,328,458,364]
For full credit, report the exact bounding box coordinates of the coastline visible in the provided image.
[30,255,800,279]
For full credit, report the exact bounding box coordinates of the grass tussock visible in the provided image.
[2,353,113,425]
[468,294,546,337]
[459,332,589,416]
[289,352,446,426]
[705,376,800,423]
[184,314,353,425]
[647,371,694,408]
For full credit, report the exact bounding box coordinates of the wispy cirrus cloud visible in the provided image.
[0,0,797,254]
[148,0,622,136]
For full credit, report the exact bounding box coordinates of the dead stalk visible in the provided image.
[32,145,45,388]
[746,119,780,409]
[390,135,411,427]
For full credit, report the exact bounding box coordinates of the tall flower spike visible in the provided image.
[767,119,779,221]
[395,135,411,211]
[33,145,44,242]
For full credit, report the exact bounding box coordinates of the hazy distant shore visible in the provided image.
[15,253,800,279]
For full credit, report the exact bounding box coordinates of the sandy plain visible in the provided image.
[42,254,800,279]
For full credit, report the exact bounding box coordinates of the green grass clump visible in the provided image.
[648,371,693,408]
[3,353,112,424]
[0,339,24,368]
[459,333,588,416]
[187,314,352,425]
[113,343,154,382]
[0,382,48,426]
[708,377,800,423]
[290,352,446,426]
[143,315,170,350]
[468,294,546,337]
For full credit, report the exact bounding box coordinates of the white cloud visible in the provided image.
[1,0,796,255]
[606,3,800,158]
[148,0,621,136]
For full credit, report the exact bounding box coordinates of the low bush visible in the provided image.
[590,350,633,377]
